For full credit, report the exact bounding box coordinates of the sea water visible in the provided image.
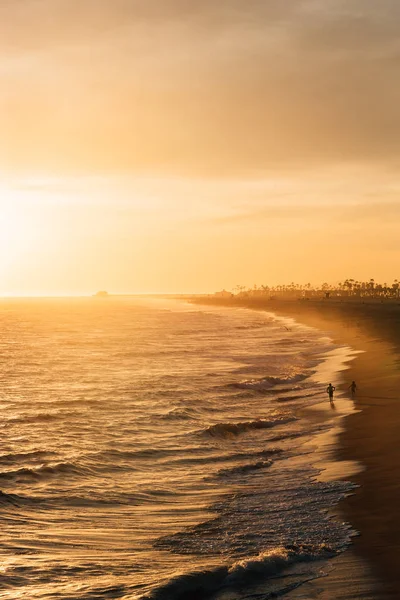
[0,297,356,599]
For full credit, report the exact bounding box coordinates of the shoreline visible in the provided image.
[192,297,400,598]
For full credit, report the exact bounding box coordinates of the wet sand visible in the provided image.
[193,297,400,598]
[268,300,400,598]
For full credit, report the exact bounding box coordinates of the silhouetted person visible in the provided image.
[326,383,335,403]
[348,381,357,397]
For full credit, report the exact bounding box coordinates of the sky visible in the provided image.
[1,0,400,294]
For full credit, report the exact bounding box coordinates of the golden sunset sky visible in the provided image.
[1,0,400,294]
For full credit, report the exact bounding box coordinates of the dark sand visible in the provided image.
[193,297,400,598]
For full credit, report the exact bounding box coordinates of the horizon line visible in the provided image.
[0,292,210,299]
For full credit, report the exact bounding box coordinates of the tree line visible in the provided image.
[224,279,400,299]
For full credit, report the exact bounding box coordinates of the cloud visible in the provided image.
[207,200,400,228]
[1,0,400,175]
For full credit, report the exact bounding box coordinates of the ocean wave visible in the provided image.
[5,411,79,425]
[159,408,196,421]
[275,391,321,403]
[233,374,308,392]
[66,487,179,507]
[0,450,57,465]
[88,448,182,462]
[227,544,334,581]
[142,544,335,600]
[0,490,39,507]
[171,448,283,466]
[269,425,329,443]
[202,416,297,437]
[234,323,268,330]
[0,486,180,509]
[0,461,91,483]
[208,460,273,480]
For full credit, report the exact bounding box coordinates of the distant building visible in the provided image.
[214,290,233,298]
[94,291,109,298]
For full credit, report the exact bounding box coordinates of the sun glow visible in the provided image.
[0,190,41,274]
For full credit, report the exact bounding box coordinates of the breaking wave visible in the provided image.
[203,416,297,437]
[141,544,336,600]
[232,374,308,392]
[159,408,196,421]
[208,460,273,480]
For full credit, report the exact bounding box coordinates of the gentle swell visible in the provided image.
[88,448,179,461]
[0,450,57,465]
[203,416,297,437]
[171,448,282,466]
[5,412,78,425]
[0,462,91,483]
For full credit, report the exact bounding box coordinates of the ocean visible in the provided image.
[0,297,357,599]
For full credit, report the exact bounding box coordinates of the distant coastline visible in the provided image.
[191,277,400,305]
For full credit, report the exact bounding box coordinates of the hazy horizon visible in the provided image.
[2,1,400,294]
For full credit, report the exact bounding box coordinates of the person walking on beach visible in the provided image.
[348,381,357,397]
[326,383,335,403]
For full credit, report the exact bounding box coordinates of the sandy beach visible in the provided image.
[193,297,400,598]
